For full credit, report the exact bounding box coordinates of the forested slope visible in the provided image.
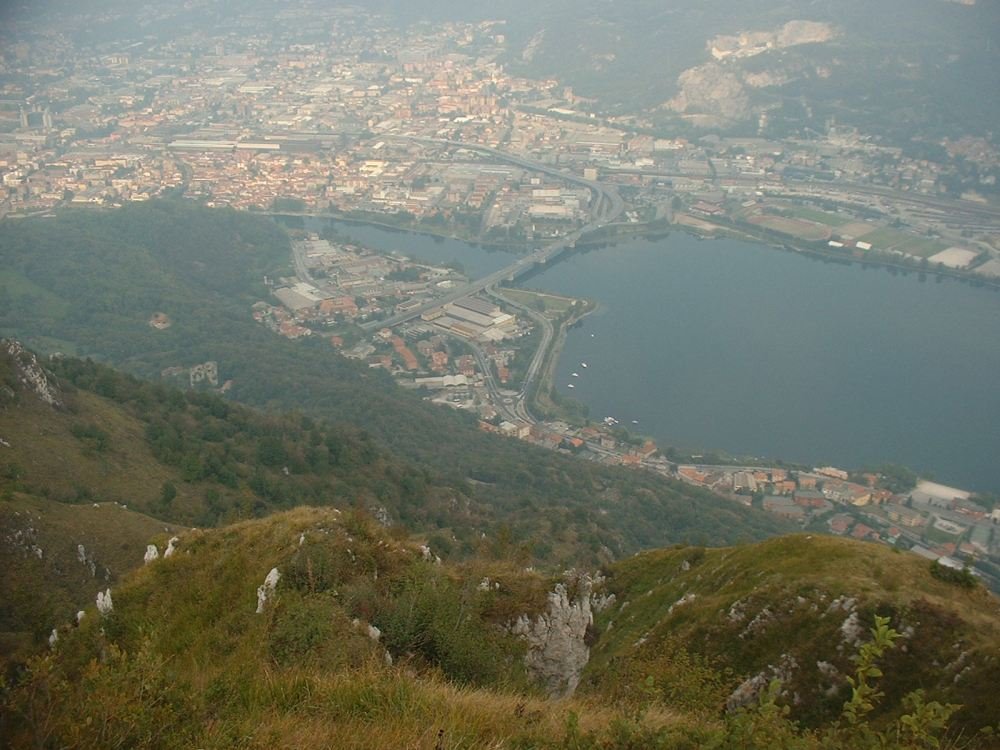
[0,203,790,565]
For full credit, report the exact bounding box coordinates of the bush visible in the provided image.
[930,561,978,589]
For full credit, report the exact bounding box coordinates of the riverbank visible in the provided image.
[267,210,999,490]
[270,206,1000,292]
[673,213,1000,291]
[263,208,533,254]
[537,299,596,425]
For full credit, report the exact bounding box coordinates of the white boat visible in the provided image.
[581,362,588,368]
[631,420,639,424]
[567,383,575,388]
[572,372,579,377]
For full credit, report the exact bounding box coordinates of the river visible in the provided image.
[302,219,1000,492]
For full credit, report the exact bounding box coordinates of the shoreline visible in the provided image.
[268,208,1000,292]
[267,209,997,491]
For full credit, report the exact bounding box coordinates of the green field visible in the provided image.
[781,205,849,227]
[748,214,832,242]
[501,287,579,319]
[858,227,949,257]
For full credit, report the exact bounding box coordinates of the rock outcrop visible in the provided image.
[667,19,838,124]
[164,536,180,558]
[511,575,599,698]
[3,339,62,408]
[726,653,798,712]
[668,63,750,122]
[96,588,113,616]
[144,544,159,564]
[256,568,281,613]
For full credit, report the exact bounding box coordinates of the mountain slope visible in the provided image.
[0,338,457,665]
[2,510,997,749]
[583,535,1000,734]
[0,202,792,564]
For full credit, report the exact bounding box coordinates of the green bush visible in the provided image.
[929,561,979,589]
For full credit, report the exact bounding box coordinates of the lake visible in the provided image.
[304,219,1000,492]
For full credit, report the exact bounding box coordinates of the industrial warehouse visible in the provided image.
[421,296,517,341]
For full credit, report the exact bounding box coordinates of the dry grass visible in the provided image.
[0,389,202,512]
[194,664,704,749]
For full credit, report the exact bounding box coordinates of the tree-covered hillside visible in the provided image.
[0,203,790,566]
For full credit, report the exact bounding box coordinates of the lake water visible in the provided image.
[301,219,1000,492]
[302,217,515,279]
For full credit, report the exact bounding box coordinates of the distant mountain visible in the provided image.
[344,0,1000,141]
[494,0,1000,140]
[2,507,996,747]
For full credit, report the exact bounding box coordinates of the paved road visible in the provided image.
[483,285,553,423]
[359,137,624,332]
[291,240,317,285]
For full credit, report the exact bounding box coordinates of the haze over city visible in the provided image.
[1,2,999,747]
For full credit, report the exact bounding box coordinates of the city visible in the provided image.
[4,5,1000,572]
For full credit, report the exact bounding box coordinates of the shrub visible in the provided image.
[929,561,978,589]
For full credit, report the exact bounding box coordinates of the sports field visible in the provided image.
[747,214,832,242]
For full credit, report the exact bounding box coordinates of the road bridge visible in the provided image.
[359,138,624,332]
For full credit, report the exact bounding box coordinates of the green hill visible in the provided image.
[0,332,782,665]
[0,337,452,666]
[2,509,997,749]
[583,536,1000,734]
[0,202,791,565]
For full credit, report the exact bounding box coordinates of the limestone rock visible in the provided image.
[3,340,63,408]
[511,576,594,697]
[77,544,96,576]
[726,653,798,712]
[668,63,750,122]
[256,567,281,613]
[163,536,180,558]
[840,611,864,647]
[96,588,113,616]
[144,544,159,564]
[777,20,836,48]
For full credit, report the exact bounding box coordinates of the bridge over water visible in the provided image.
[359,137,624,332]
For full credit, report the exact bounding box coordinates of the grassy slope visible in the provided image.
[1,387,195,511]
[3,507,711,750]
[584,535,1000,733]
[4,511,997,748]
[0,492,182,667]
[0,345,465,661]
